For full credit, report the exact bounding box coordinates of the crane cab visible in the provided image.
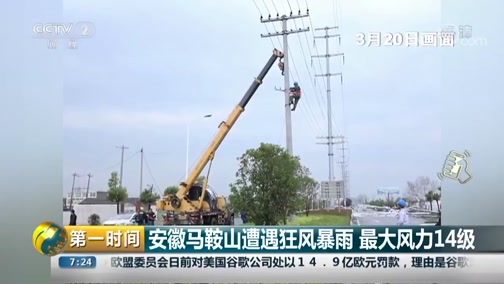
[159,184,234,226]
[187,184,218,212]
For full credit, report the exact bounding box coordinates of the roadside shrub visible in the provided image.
[88,213,101,225]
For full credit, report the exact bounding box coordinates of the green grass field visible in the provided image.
[288,214,350,225]
[241,213,351,226]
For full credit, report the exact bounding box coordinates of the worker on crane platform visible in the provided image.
[289,82,301,111]
[278,58,285,75]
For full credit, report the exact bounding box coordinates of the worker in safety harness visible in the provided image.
[289,82,301,111]
[278,58,285,75]
[396,199,409,225]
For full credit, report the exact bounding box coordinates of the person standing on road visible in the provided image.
[147,209,156,225]
[69,210,77,225]
[136,208,147,225]
[396,199,409,226]
[240,212,248,224]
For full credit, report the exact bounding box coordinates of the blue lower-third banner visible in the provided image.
[51,253,504,283]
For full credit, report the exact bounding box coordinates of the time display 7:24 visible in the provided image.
[58,256,96,269]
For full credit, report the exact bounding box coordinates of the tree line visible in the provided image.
[105,171,162,213]
[355,176,442,212]
[105,143,321,221]
[104,172,207,214]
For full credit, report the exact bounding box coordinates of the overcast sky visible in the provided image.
[60,0,463,199]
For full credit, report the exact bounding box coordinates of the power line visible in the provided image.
[257,1,322,130]
[313,26,343,184]
[287,1,326,133]
[93,150,140,174]
[253,0,324,137]
[270,0,279,13]
[304,1,341,132]
[330,0,346,132]
[289,0,325,120]
[253,0,276,47]
[69,173,80,210]
[286,0,293,11]
[274,0,325,133]
[284,50,323,134]
[85,173,93,198]
[142,152,162,195]
[290,11,327,125]
[116,145,129,187]
[331,0,349,195]
[336,135,349,199]
[139,148,144,197]
[303,1,340,134]
[260,9,309,155]
[304,0,327,92]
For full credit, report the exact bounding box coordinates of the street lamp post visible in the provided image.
[185,114,212,179]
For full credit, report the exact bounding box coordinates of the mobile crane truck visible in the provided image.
[156,49,284,225]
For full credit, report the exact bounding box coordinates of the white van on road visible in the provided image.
[103,212,137,225]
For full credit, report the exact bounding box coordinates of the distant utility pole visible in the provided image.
[314,26,344,181]
[69,173,79,210]
[260,11,310,155]
[116,145,129,187]
[336,135,348,199]
[316,132,338,182]
[139,148,144,197]
[85,173,93,198]
[377,187,400,201]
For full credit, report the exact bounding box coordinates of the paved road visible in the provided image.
[234,212,431,226]
[356,212,433,284]
[357,214,426,225]
[354,210,430,225]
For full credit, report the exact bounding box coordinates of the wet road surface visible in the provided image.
[356,214,426,225]
[354,208,431,225]
[234,211,431,226]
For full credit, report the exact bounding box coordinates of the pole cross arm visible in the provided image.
[261,28,310,38]
[315,73,342,77]
[312,53,344,58]
[260,13,309,23]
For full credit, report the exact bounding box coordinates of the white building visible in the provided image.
[320,180,345,208]
[65,190,97,207]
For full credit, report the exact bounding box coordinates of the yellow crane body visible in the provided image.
[156,49,284,225]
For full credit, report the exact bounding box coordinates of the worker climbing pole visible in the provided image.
[278,59,302,112]
[288,82,302,111]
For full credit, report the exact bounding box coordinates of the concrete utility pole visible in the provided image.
[314,26,344,185]
[116,145,128,187]
[69,173,79,210]
[85,173,92,198]
[139,148,144,197]
[260,11,309,155]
